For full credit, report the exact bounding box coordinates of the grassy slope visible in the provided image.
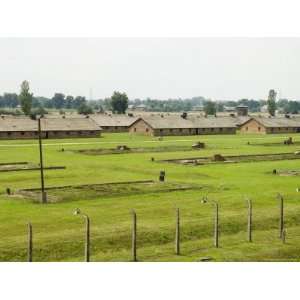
[0,132,300,261]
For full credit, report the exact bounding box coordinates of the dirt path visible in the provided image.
[0,135,295,148]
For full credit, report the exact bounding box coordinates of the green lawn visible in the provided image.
[1,132,300,261]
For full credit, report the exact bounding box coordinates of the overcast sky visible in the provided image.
[1,38,300,101]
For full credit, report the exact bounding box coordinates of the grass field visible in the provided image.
[1,132,300,261]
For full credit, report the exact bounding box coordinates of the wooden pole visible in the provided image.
[278,194,284,239]
[28,222,32,262]
[38,118,47,204]
[175,208,180,255]
[282,228,286,244]
[214,202,219,248]
[85,216,90,262]
[132,210,137,262]
[247,199,252,242]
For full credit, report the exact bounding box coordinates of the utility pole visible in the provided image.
[175,208,180,255]
[85,215,90,262]
[38,118,47,203]
[247,198,252,242]
[132,210,137,262]
[28,222,33,262]
[214,202,219,248]
[278,194,284,239]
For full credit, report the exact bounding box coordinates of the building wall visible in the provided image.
[129,119,154,136]
[0,130,101,139]
[195,127,236,135]
[152,128,197,136]
[265,127,299,134]
[0,131,37,139]
[46,130,101,138]
[240,119,267,134]
[101,126,129,133]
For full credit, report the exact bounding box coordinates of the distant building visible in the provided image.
[240,116,300,134]
[90,114,138,132]
[192,105,204,111]
[133,104,147,111]
[0,116,101,139]
[236,105,248,116]
[129,115,237,136]
[224,106,236,113]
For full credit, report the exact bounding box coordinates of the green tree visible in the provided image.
[267,89,276,116]
[19,80,33,115]
[65,95,74,109]
[110,91,128,114]
[204,100,216,115]
[77,103,94,115]
[52,93,65,109]
[73,96,86,109]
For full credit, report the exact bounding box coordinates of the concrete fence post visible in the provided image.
[214,202,219,248]
[85,216,90,262]
[282,228,286,244]
[175,208,180,255]
[28,222,33,262]
[247,198,252,242]
[277,194,284,239]
[132,210,137,262]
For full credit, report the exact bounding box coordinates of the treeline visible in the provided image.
[0,93,90,110]
[130,97,300,114]
[1,90,300,114]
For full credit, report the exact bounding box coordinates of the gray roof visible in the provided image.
[40,118,101,131]
[90,114,138,127]
[235,116,251,126]
[0,117,101,132]
[250,116,300,128]
[135,115,237,129]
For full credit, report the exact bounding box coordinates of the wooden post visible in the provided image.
[278,194,284,239]
[132,210,137,262]
[28,222,32,262]
[38,118,47,204]
[247,199,252,242]
[282,228,286,244]
[175,208,180,255]
[214,202,219,248]
[85,216,90,262]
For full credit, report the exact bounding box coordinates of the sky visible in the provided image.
[1,38,300,101]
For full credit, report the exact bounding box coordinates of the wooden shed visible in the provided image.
[90,114,138,132]
[129,115,237,136]
[240,117,300,134]
[0,116,102,139]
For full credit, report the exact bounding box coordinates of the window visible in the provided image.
[258,127,261,131]
[146,128,149,132]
